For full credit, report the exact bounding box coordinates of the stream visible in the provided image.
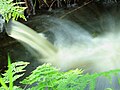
[0,2,120,90]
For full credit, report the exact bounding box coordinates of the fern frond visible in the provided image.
[2,61,29,83]
[21,63,63,89]
[21,63,120,90]
[1,60,120,90]
[0,0,27,22]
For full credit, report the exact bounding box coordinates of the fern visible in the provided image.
[2,61,29,84]
[21,64,120,90]
[0,57,120,90]
[0,0,27,22]
[21,63,64,89]
[0,56,29,90]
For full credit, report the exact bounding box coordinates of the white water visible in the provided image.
[6,15,120,73]
[6,20,57,59]
[43,16,120,72]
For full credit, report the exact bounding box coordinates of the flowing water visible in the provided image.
[6,15,120,72]
[6,20,57,58]
[5,5,120,89]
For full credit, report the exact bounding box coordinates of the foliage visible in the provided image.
[22,65,119,90]
[0,0,27,22]
[0,55,29,90]
[0,56,120,90]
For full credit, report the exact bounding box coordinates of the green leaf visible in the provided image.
[8,54,13,90]
[0,75,8,90]
[2,61,29,83]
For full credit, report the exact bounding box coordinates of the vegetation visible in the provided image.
[0,56,120,90]
[0,0,120,90]
[0,0,87,22]
[0,0,26,22]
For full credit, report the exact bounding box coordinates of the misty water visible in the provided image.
[5,5,120,89]
[7,15,120,72]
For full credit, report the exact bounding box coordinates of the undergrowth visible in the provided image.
[0,56,120,90]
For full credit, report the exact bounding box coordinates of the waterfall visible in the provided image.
[6,20,57,64]
[5,13,120,90]
[6,16,120,72]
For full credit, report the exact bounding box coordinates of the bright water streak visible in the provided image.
[6,20,57,60]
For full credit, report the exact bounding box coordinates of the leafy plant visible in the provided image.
[0,56,119,90]
[21,65,119,90]
[0,0,27,22]
[0,55,29,90]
